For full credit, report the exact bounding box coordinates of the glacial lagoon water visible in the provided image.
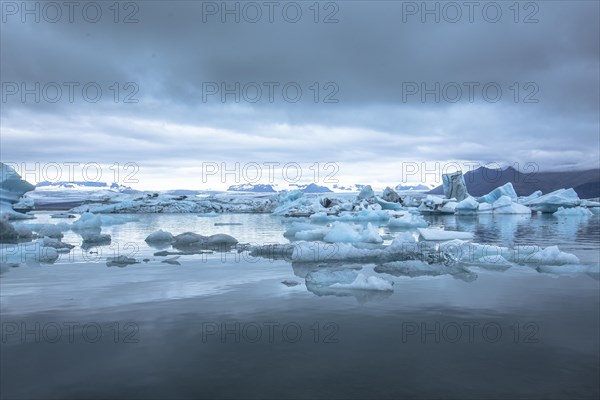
[1,212,599,399]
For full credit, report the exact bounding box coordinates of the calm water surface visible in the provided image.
[1,212,599,399]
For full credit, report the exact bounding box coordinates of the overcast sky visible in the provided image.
[1,1,598,189]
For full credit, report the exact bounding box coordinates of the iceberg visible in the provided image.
[173,232,238,250]
[356,185,375,201]
[387,213,428,228]
[522,188,581,213]
[478,182,518,203]
[490,196,532,214]
[0,217,19,242]
[455,196,480,215]
[528,245,580,265]
[442,171,469,201]
[0,163,35,219]
[381,187,402,203]
[145,229,175,243]
[289,221,383,244]
[553,206,593,217]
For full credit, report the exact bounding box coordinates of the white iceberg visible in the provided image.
[523,188,581,213]
[553,206,593,217]
[0,163,35,220]
[490,196,532,214]
[478,182,518,203]
[455,196,480,215]
[388,213,428,228]
[442,171,469,201]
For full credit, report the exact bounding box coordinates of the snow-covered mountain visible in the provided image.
[227,184,277,193]
[332,184,366,192]
[394,184,434,192]
[35,181,136,193]
[287,183,333,193]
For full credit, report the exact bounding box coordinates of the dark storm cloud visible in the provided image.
[1,0,598,188]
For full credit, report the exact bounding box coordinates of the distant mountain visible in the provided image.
[395,184,433,191]
[332,184,365,192]
[36,181,107,188]
[35,181,136,193]
[227,184,276,193]
[298,183,333,193]
[428,167,600,198]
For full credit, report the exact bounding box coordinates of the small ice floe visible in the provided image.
[161,256,181,265]
[417,228,473,241]
[214,223,243,226]
[552,206,593,218]
[106,256,138,267]
[387,213,428,228]
[39,237,75,253]
[145,229,175,244]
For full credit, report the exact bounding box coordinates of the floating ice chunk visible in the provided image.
[205,233,238,245]
[173,232,208,248]
[455,196,480,215]
[295,227,327,241]
[145,229,175,243]
[388,213,428,228]
[323,222,382,244]
[72,212,102,231]
[553,206,593,217]
[40,237,75,253]
[478,182,518,203]
[310,210,390,223]
[0,163,35,220]
[419,196,457,214]
[381,187,401,203]
[80,231,111,245]
[19,223,70,239]
[491,196,532,214]
[161,256,181,265]
[356,185,375,200]
[0,217,18,242]
[523,188,581,213]
[536,264,596,276]
[106,255,138,267]
[12,223,33,239]
[528,245,580,265]
[330,273,394,291]
[417,228,473,241]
